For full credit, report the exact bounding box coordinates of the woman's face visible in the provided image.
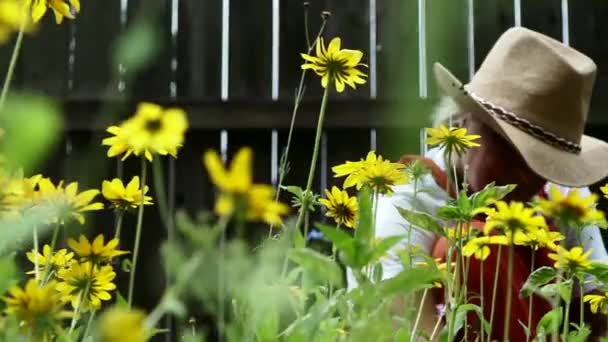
[461,115,546,201]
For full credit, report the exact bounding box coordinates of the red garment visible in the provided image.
[399,154,555,341]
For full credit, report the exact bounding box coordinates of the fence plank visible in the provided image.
[569,0,608,122]
[18,16,71,96]
[228,0,272,100]
[177,0,222,101]
[522,0,561,41]
[473,0,514,70]
[70,0,123,100]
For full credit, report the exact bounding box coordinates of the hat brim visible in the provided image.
[433,62,608,187]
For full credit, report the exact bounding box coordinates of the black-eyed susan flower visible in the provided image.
[27,0,80,24]
[3,279,71,338]
[512,227,564,251]
[204,147,288,225]
[0,0,26,43]
[483,201,547,236]
[319,186,358,228]
[583,292,608,314]
[548,246,592,273]
[462,235,509,260]
[97,307,150,342]
[301,37,367,93]
[102,103,188,162]
[67,234,128,265]
[102,176,153,210]
[37,178,103,224]
[26,244,73,275]
[332,151,408,195]
[426,124,481,155]
[537,185,606,228]
[56,261,117,311]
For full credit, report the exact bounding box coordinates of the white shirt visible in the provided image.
[347,148,608,289]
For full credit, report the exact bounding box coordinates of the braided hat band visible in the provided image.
[466,90,582,154]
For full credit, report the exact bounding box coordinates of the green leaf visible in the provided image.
[536,307,562,336]
[436,205,463,221]
[288,248,343,287]
[115,291,129,308]
[0,94,62,173]
[567,324,591,342]
[395,207,446,237]
[452,304,490,336]
[113,18,161,75]
[520,267,556,298]
[0,256,17,295]
[372,263,383,283]
[316,224,357,266]
[470,182,516,209]
[378,267,440,297]
[394,327,412,341]
[556,279,572,302]
[456,191,472,215]
[355,186,374,247]
[369,235,406,263]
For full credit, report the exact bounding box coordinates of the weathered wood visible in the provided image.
[177,0,222,101]
[473,0,514,70]
[521,0,562,41]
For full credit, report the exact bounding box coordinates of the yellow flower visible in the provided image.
[537,185,605,228]
[26,244,74,275]
[0,0,25,44]
[56,261,117,311]
[97,307,150,342]
[204,147,288,225]
[27,0,80,24]
[332,151,408,195]
[425,124,481,155]
[462,235,509,260]
[3,279,71,338]
[601,183,608,199]
[67,234,128,264]
[513,228,564,251]
[204,147,252,193]
[548,246,592,272]
[319,186,358,228]
[301,37,367,93]
[102,176,153,210]
[102,102,188,161]
[37,178,104,224]
[583,293,608,314]
[483,201,547,235]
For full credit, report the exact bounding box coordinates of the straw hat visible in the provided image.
[434,27,608,187]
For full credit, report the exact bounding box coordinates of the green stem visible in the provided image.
[579,276,584,330]
[294,86,330,233]
[480,259,485,342]
[269,20,328,238]
[69,280,91,337]
[411,288,429,341]
[429,314,443,341]
[128,157,147,307]
[488,244,503,341]
[152,158,171,229]
[503,243,515,342]
[113,210,125,240]
[562,291,572,340]
[82,310,96,339]
[0,11,26,110]
[526,250,536,342]
[49,223,61,253]
[33,225,40,283]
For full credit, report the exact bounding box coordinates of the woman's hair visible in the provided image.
[431,96,467,128]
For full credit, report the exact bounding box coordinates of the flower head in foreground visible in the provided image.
[0,0,26,43]
[56,261,116,311]
[319,186,358,228]
[102,176,153,210]
[332,151,408,196]
[513,227,564,251]
[583,292,608,314]
[204,147,288,225]
[301,37,367,93]
[67,234,128,265]
[537,186,605,228]
[483,201,547,236]
[462,235,509,260]
[26,244,73,275]
[37,178,103,224]
[102,102,188,161]
[27,0,80,24]
[548,246,592,273]
[3,279,71,338]
[426,124,481,155]
[97,307,150,342]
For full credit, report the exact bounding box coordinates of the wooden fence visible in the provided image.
[4,0,608,334]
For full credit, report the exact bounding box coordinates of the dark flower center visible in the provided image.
[145,118,162,133]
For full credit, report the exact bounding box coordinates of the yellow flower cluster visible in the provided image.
[319,186,359,229]
[204,147,288,225]
[26,0,80,24]
[537,185,606,228]
[332,151,408,196]
[102,176,153,210]
[426,124,481,155]
[103,102,188,162]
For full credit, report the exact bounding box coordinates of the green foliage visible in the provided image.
[396,207,446,237]
[520,266,557,298]
[437,182,516,222]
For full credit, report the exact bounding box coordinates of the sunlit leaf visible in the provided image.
[395,207,446,237]
[520,266,556,298]
[288,248,343,287]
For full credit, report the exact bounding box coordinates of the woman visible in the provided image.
[348,27,608,340]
